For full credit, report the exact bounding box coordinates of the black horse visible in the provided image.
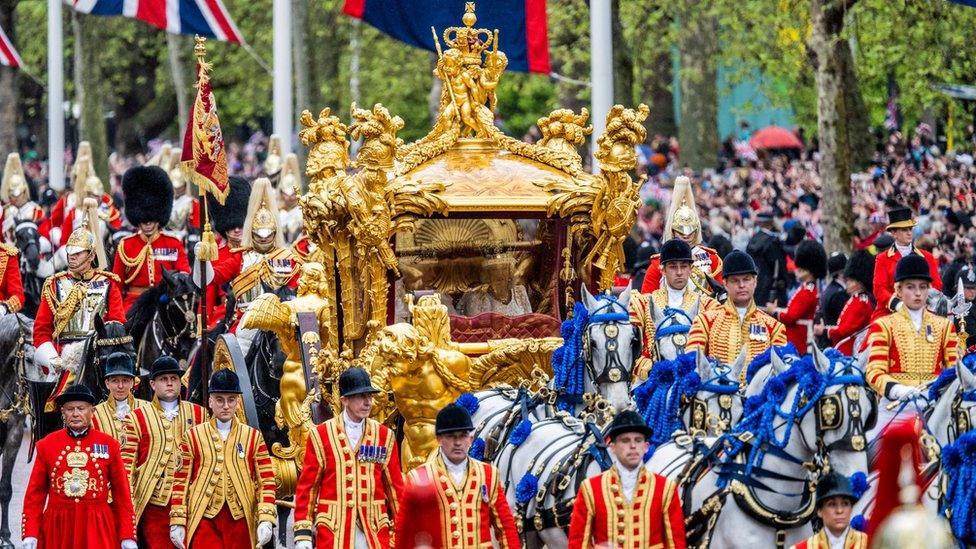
[0,315,32,549]
[126,270,200,378]
[14,221,45,317]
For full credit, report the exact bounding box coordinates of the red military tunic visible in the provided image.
[292,234,314,261]
[789,529,868,549]
[828,292,874,356]
[865,307,957,397]
[210,246,301,331]
[293,417,404,548]
[402,454,521,549]
[872,246,941,320]
[22,427,137,548]
[640,245,723,294]
[33,270,126,352]
[198,237,232,330]
[0,243,25,313]
[111,232,190,312]
[56,194,122,246]
[568,465,686,549]
[775,281,819,353]
[687,301,787,382]
[121,398,208,549]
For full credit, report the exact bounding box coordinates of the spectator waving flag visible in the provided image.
[0,23,23,68]
[68,0,244,44]
[343,0,550,74]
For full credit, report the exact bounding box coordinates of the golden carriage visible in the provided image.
[213,3,648,495]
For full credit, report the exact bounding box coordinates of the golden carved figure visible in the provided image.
[240,262,334,462]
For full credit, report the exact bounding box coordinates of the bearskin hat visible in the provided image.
[794,239,828,279]
[208,176,251,235]
[844,250,875,293]
[122,166,174,227]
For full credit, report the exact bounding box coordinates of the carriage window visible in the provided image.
[393,218,560,324]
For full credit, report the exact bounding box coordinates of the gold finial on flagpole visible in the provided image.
[194,35,207,59]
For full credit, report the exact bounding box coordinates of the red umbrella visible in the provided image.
[749,125,804,150]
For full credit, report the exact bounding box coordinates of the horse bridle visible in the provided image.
[809,364,877,458]
[688,364,741,435]
[653,307,693,362]
[158,288,198,347]
[582,297,636,384]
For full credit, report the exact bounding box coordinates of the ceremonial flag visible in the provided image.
[68,0,244,44]
[0,23,23,68]
[343,0,551,74]
[949,0,976,6]
[181,38,230,204]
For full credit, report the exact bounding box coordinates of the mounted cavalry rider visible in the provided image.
[2,152,44,242]
[112,166,190,314]
[687,249,786,380]
[866,254,957,434]
[169,369,276,549]
[195,177,301,350]
[21,384,137,549]
[871,205,941,320]
[294,368,404,549]
[198,176,250,330]
[631,238,719,372]
[767,239,827,354]
[568,410,686,549]
[91,352,147,445]
[163,147,201,244]
[817,250,875,356]
[400,403,520,549]
[48,151,122,250]
[121,356,207,549]
[277,152,304,244]
[788,471,867,549]
[640,176,723,298]
[33,200,125,378]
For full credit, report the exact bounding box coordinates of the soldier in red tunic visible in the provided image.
[568,410,686,549]
[197,177,250,330]
[767,239,827,353]
[788,472,868,549]
[293,367,404,549]
[112,166,190,314]
[401,404,521,549]
[0,241,24,315]
[871,205,941,320]
[21,384,137,549]
[816,250,875,356]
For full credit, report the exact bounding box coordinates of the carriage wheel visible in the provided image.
[212,333,262,428]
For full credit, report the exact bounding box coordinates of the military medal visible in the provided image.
[481,484,489,503]
[237,442,245,459]
[926,324,934,343]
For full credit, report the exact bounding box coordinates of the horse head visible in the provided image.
[159,269,199,339]
[80,316,135,401]
[580,283,639,411]
[688,348,746,435]
[927,356,976,452]
[650,296,699,361]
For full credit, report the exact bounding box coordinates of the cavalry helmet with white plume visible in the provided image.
[663,176,701,245]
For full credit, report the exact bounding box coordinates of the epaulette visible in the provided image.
[802,281,816,290]
[0,243,17,256]
[886,247,897,257]
[96,270,121,283]
[230,246,248,254]
[856,292,871,302]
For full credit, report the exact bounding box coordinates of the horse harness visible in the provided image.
[652,306,693,362]
[582,297,638,385]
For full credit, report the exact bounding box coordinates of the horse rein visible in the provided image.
[582,296,636,384]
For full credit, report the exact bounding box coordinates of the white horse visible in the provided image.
[468,284,639,462]
[683,346,876,549]
[647,298,701,363]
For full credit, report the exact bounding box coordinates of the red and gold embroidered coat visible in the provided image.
[789,529,868,549]
[687,301,786,380]
[630,288,719,378]
[828,292,874,356]
[872,247,941,320]
[568,466,686,549]
[120,398,207,520]
[0,243,24,313]
[22,428,137,547]
[402,454,521,549]
[169,419,277,547]
[92,396,149,445]
[111,232,190,312]
[866,308,957,397]
[293,417,404,548]
[776,281,818,352]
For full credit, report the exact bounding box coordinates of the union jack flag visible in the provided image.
[68,0,243,44]
[0,23,23,68]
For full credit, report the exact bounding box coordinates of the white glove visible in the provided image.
[34,341,60,372]
[296,541,314,549]
[170,525,186,549]
[0,304,8,316]
[256,521,274,545]
[191,255,215,288]
[21,538,37,549]
[889,384,922,402]
[120,540,138,549]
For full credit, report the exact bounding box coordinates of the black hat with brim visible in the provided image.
[338,367,381,397]
[605,409,653,440]
[103,352,136,379]
[55,384,97,406]
[208,368,242,394]
[723,249,759,278]
[435,403,475,434]
[886,206,916,230]
[894,254,932,283]
[660,238,693,265]
[816,471,858,506]
[150,355,184,379]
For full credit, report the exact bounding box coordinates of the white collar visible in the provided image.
[441,450,468,472]
[343,410,365,429]
[895,243,913,256]
[907,307,924,330]
[665,284,685,306]
[735,306,748,320]
[216,418,232,431]
[825,527,848,548]
[159,398,179,412]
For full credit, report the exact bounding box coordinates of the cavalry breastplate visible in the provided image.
[56,276,109,339]
[688,245,714,295]
[235,250,293,309]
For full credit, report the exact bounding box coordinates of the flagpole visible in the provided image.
[272,0,292,154]
[589,0,613,174]
[47,0,64,191]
